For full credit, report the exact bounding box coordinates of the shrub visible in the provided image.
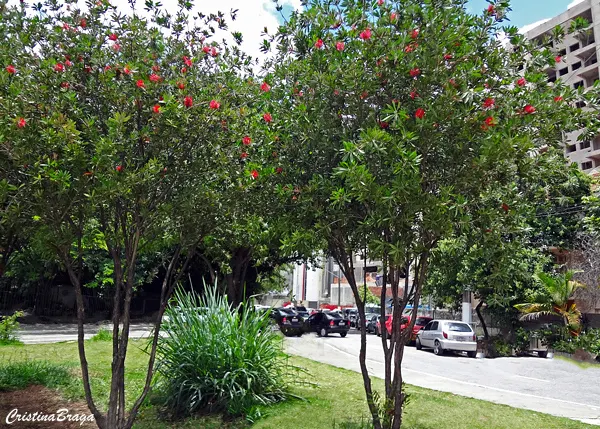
[0,311,23,344]
[489,337,512,357]
[155,285,289,419]
[514,328,531,356]
[89,327,112,342]
[0,360,71,391]
[554,329,600,355]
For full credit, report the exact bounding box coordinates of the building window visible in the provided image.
[559,48,567,56]
[559,67,569,76]
[581,141,591,150]
[581,161,593,170]
[572,61,582,71]
[576,101,586,108]
[570,42,580,52]
[566,144,577,153]
[574,81,584,89]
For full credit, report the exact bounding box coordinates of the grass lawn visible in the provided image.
[0,340,595,429]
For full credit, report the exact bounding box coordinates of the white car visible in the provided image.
[416,319,477,358]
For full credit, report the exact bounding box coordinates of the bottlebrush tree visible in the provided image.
[262,0,599,428]
[0,1,273,427]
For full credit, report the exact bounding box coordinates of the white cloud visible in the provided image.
[519,19,551,34]
[568,0,585,9]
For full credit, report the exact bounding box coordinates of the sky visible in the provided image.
[467,0,583,30]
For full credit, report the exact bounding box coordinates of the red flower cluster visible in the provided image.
[109,33,118,41]
[415,108,425,119]
[184,96,193,108]
[555,55,562,63]
[251,170,259,180]
[183,56,193,67]
[116,165,123,172]
[409,68,420,77]
[16,117,26,128]
[209,100,220,109]
[487,4,496,15]
[202,46,210,54]
[152,104,161,114]
[210,47,218,57]
[6,65,15,74]
[242,136,252,146]
[263,112,272,123]
[54,63,64,72]
[177,82,185,90]
[483,98,495,109]
[315,39,324,49]
[444,53,453,60]
[336,41,345,51]
[516,77,526,87]
[136,79,145,88]
[410,29,419,39]
[240,152,248,159]
[554,96,563,102]
[524,104,536,114]
[123,66,132,75]
[410,91,419,99]
[276,167,283,174]
[261,82,271,92]
[359,28,372,40]
[149,74,160,83]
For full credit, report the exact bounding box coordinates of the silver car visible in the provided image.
[416,319,477,357]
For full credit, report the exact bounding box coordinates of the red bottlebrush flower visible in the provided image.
[487,4,495,15]
[415,108,425,119]
[261,82,271,92]
[152,64,160,72]
[410,91,419,99]
[251,170,259,180]
[184,96,193,108]
[554,96,564,102]
[377,0,384,5]
[390,12,397,21]
[410,29,419,39]
[501,203,509,213]
[123,66,132,75]
[276,167,283,174]
[16,117,26,128]
[315,39,324,49]
[62,23,70,31]
[516,77,526,87]
[136,79,145,88]
[555,55,562,63]
[104,65,111,72]
[444,53,453,60]
[112,43,121,52]
[60,81,70,89]
[484,116,496,127]
[83,171,93,177]
[149,73,160,83]
[152,104,161,114]
[210,47,218,57]
[336,41,345,51]
[449,78,457,86]
[5,65,15,74]
[242,135,252,146]
[334,89,340,96]
[404,44,415,53]
[483,98,495,109]
[409,68,420,77]
[379,120,389,129]
[524,104,536,114]
[80,19,87,28]
[359,28,372,40]
[54,63,64,72]
[109,33,118,41]
[177,82,185,90]
[202,46,210,54]
[181,67,187,74]
[65,59,73,67]
[183,56,193,67]
[209,99,220,109]
[263,112,272,123]
[360,91,368,99]
[116,165,123,172]
[240,152,248,159]
[84,65,92,73]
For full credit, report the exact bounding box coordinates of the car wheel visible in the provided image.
[340,332,347,338]
[415,337,422,350]
[296,331,303,337]
[320,327,328,337]
[467,351,477,358]
[433,340,445,356]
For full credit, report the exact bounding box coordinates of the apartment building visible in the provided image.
[525,0,600,174]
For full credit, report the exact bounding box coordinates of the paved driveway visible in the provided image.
[284,331,600,426]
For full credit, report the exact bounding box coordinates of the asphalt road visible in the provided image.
[284,330,600,426]
[16,323,154,344]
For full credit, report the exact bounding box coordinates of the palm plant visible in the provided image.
[514,270,583,336]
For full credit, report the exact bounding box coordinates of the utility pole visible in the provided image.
[337,263,341,308]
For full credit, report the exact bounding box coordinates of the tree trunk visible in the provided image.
[226,247,251,307]
[475,300,489,340]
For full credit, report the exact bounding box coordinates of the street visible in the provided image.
[284,331,600,426]
[16,323,154,344]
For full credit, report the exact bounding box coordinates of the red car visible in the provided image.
[384,315,433,345]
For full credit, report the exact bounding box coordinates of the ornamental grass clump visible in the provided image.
[155,285,288,418]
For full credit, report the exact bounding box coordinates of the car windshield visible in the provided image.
[447,322,472,332]
[295,306,307,312]
[415,317,430,325]
[279,308,296,315]
[327,313,343,319]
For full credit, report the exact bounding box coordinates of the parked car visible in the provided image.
[294,305,310,318]
[416,320,477,357]
[383,315,433,345]
[356,312,378,330]
[365,314,380,334]
[376,315,392,336]
[271,307,304,337]
[305,311,350,337]
[344,308,359,327]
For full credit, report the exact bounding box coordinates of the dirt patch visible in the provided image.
[0,385,96,428]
